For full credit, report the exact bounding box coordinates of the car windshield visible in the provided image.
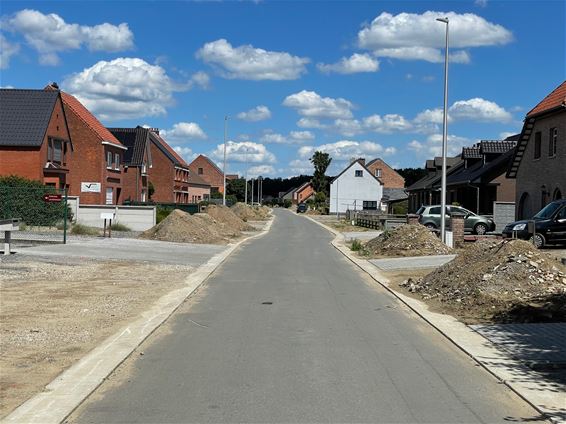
[533,202,562,219]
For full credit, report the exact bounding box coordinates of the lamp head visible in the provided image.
[436,17,449,23]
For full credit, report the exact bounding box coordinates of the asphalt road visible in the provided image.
[73,210,544,423]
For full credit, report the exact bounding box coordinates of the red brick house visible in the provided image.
[188,154,226,194]
[0,88,73,189]
[188,173,211,203]
[146,129,192,203]
[293,182,314,204]
[365,158,405,189]
[59,90,127,205]
[109,127,152,203]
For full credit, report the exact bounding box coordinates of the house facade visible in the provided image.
[60,90,127,205]
[508,80,566,219]
[188,155,225,194]
[293,182,314,204]
[0,88,73,189]
[330,159,383,214]
[188,173,211,203]
[109,127,152,203]
[366,158,405,188]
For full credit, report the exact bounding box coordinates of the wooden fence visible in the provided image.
[348,210,406,230]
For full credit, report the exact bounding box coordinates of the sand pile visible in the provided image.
[403,239,566,322]
[365,224,453,257]
[139,209,224,244]
[206,205,255,231]
[231,203,271,221]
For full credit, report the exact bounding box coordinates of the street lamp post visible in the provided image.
[437,17,449,244]
[244,146,248,205]
[251,178,254,205]
[222,116,228,206]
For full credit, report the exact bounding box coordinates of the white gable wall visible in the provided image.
[330,162,383,214]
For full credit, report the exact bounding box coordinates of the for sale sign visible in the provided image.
[42,194,62,203]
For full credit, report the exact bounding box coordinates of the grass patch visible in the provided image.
[70,223,99,236]
[156,207,173,224]
[350,239,364,252]
[110,222,131,232]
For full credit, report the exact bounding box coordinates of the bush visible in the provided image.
[350,239,364,252]
[110,222,132,232]
[156,206,173,224]
[71,223,99,236]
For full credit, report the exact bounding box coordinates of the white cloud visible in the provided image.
[449,98,512,122]
[288,159,313,175]
[499,131,518,140]
[409,133,471,157]
[196,38,309,80]
[62,57,187,121]
[189,71,210,89]
[161,122,207,143]
[0,34,19,69]
[237,105,271,122]
[363,114,413,133]
[358,11,512,63]
[5,9,133,65]
[260,130,314,145]
[248,165,276,178]
[173,146,194,162]
[212,141,276,164]
[317,53,379,74]
[283,90,354,119]
[297,118,327,129]
[333,119,363,137]
[475,0,488,7]
[298,140,396,160]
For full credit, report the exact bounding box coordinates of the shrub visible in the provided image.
[110,222,131,232]
[71,223,99,236]
[156,206,173,224]
[350,239,363,252]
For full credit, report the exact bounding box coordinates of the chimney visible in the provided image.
[44,82,59,91]
[358,158,366,166]
[150,128,160,135]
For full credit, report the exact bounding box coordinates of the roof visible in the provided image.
[406,156,464,192]
[189,154,224,176]
[447,148,514,186]
[527,80,566,117]
[61,92,123,146]
[109,127,150,165]
[479,140,516,154]
[462,147,482,159]
[381,188,408,203]
[148,130,188,168]
[331,159,383,185]
[295,181,312,193]
[187,172,211,187]
[366,158,404,180]
[0,89,61,147]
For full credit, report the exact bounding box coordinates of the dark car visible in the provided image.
[296,203,308,213]
[416,205,496,235]
[502,199,566,248]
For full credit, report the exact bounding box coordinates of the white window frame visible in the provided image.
[105,187,113,205]
[106,151,113,169]
[375,169,382,177]
[114,153,120,170]
[355,170,363,177]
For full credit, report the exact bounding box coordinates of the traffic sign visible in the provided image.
[42,194,62,203]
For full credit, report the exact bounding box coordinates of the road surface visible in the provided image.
[73,210,544,423]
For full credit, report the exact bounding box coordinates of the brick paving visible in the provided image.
[369,254,456,271]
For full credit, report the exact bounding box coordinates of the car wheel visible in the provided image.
[529,233,545,249]
[474,223,488,235]
[425,223,436,230]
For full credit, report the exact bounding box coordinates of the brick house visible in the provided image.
[507,80,566,219]
[0,88,73,189]
[188,154,225,194]
[109,127,152,203]
[59,90,127,205]
[188,173,211,203]
[293,182,314,204]
[366,158,405,188]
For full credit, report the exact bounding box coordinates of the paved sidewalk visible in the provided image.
[342,230,382,241]
[370,254,456,271]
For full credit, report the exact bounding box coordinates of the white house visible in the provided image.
[330,159,383,214]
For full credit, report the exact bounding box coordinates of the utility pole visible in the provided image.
[222,116,228,206]
[258,176,262,205]
[251,178,254,205]
[437,17,449,244]
[244,146,248,205]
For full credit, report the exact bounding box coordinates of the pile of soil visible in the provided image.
[402,239,566,322]
[231,203,271,221]
[365,224,453,257]
[206,205,255,231]
[139,209,225,244]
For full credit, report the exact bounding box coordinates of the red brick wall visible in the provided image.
[492,173,516,202]
[297,184,314,203]
[148,141,175,203]
[188,156,224,193]
[366,159,405,188]
[189,185,210,203]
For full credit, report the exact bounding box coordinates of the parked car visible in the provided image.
[296,203,308,213]
[502,199,566,248]
[415,205,496,235]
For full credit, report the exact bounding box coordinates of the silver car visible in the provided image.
[416,205,496,235]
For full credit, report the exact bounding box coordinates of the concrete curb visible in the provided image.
[3,216,275,424]
[302,214,566,423]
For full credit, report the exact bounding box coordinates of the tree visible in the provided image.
[310,151,332,195]
[226,178,246,201]
[395,167,428,187]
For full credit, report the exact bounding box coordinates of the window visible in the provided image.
[557,207,566,221]
[105,187,113,205]
[549,128,557,157]
[48,138,65,165]
[106,151,113,168]
[429,206,441,215]
[198,167,204,175]
[114,153,120,170]
[355,170,363,177]
[534,132,541,159]
[141,162,147,174]
[375,168,382,177]
[362,201,377,210]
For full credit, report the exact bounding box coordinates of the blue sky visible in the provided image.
[1,0,564,177]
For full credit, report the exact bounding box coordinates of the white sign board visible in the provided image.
[100,212,115,220]
[81,182,101,193]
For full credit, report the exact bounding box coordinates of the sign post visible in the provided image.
[101,212,115,238]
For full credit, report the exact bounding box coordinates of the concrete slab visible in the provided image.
[14,237,226,266]
[370,254,456,271]
[470,323,566,369]
[342,231,382,241]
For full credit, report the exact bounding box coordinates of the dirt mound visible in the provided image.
[403,239,566,322]
[139,209,225,244]
[231,203,271,221]
[365,224,453,257]
[206,205,255,231]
